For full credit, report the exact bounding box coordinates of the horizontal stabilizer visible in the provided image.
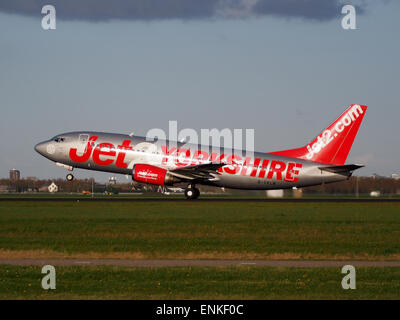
[318,164,364,174]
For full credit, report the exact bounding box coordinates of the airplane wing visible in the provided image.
[168,162,225,181]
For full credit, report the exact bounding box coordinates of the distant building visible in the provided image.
[266,189,284,198]
[372,173,386,179]
[39,182,59,193]
[25,177,38,181]
[48,182,58,193]
[391,173,400,180]
[0,185,11,193]
[9,169,20,181]
[292,188,303,198]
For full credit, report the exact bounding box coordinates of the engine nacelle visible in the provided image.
[132,164,180,186]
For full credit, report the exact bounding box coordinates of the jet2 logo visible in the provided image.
[306,104,364,160]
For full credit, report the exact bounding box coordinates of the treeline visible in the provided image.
[0,178,96,193]
[302,176,400,195]
[1,176,400,195]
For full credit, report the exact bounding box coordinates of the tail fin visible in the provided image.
[270,104,367,165]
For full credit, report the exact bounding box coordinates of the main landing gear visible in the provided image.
[66,173,74,181]
[185,185,200,200]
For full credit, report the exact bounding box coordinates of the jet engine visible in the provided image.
[132,164,180,186]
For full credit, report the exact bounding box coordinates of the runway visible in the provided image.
[1,197,400,202]
[1,259,400,267]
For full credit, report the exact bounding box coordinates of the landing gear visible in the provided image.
[66,173,74,181]
[185,185,200,200]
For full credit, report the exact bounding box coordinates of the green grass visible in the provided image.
[0,201,399,259]
[0,265,399,299]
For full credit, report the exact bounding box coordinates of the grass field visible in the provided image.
[1,199,399,299]
[0,200,399,260]
[1,265,399,299]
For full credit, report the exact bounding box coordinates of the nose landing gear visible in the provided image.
[66,173,74,181]
[185,185,200,200]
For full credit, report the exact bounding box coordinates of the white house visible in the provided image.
[48,182,58,193]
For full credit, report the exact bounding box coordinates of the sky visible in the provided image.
[0,0,399,182]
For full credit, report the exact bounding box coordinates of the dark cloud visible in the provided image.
[253,0,367,21]
[0,0,368,22]
[254,0,347,21]
[0,0,218,21]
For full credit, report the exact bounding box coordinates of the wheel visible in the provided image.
[185,187,200,200]
[185,188,195,199]
[193,187,200,199]
[66,173,74,181]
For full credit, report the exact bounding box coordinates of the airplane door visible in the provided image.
[77,134,90,155]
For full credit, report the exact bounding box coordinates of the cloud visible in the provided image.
[253,0,358,21]
[0,0,371,22]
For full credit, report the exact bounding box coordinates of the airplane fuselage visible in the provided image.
[35,131,348,190]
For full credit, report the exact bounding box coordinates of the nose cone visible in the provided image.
[34,141,48,156]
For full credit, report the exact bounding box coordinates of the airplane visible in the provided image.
[35,104,367,199]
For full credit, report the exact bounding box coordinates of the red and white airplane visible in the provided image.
[35,104,367,199]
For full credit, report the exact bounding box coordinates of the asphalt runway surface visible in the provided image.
[1,259,400,267]
[1,197,400,202]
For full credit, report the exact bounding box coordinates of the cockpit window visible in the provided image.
[53,137,65,143]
